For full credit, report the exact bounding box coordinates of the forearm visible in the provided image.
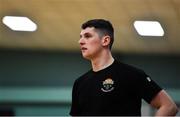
[155,105,178,116]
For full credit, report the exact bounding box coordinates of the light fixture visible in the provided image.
[133,20,164,36]
[2,16,37,32]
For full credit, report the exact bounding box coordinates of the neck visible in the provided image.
[91,50,114,72]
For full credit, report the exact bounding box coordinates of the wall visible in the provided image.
[0,49,179,116]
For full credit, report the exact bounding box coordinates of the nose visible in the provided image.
[78,37,85,45]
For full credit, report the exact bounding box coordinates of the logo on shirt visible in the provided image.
[101,78,114,92]
[146,77,151,82]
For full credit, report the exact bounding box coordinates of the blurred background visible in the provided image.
[0,0,180,116]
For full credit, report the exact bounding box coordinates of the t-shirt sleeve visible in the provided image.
[69,79,80,116]
[139,72,162,104]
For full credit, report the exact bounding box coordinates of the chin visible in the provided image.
[82,54,91,60]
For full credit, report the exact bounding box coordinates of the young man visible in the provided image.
[70,19,178,116]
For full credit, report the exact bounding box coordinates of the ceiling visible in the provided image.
[0,0,180,54]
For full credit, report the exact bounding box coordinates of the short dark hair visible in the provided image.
[81,19,114,49]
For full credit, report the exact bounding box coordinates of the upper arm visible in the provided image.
[70,80,80,116]
[150,90,177,109]
[150,90,179,116]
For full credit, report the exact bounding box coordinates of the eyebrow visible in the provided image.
[80,32,91,37]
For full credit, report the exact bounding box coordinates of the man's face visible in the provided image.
[79,27,103,60]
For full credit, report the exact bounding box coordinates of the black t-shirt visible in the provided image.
[70,60,162,116]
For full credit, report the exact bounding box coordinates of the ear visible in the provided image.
[101,35,111,47]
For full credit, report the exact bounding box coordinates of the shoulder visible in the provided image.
[72,70,93,92]
[114,60,147,76]
[74,69,92,84]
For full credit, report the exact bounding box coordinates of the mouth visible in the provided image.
[81,47,87,51]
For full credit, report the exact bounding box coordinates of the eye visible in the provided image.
[84,33,92,38]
